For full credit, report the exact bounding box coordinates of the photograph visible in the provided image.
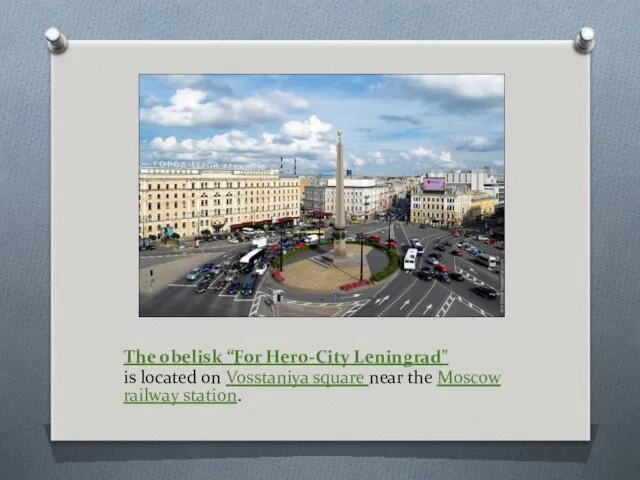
[138,74,505,317]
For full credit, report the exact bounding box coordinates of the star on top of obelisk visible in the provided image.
[337,130,343,141]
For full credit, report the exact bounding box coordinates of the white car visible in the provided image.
[227,237,239,244]
[186,268,202,281]
[255,264,268,276]
[477,235,488,241]
[426,257,439,265]
[346,236,356,242]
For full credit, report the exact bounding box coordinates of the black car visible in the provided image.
[202,272,214,281]
[429,252,443,259]
[472,286,498,299]
[195,279,211,294]
[227,282,242,295]
[435,245,446,252]
[241,274,258,296]
[240,264,253,274]
[421,265,435,273]
[448,272,465,282]
[416,270,435,281]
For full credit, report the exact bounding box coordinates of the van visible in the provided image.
[242,227,255,234]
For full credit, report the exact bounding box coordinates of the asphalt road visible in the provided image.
[139,220,505,318]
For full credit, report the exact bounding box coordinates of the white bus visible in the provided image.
[474,253,498,268]
[404,248,418,270]
[239,248,264,267]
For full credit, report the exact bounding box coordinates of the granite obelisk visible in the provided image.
[333,130,347,257]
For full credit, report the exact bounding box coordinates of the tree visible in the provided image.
[201,229,212,236]
[171,232,180,239]
[148,234,157,241]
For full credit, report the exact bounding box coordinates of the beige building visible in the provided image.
[410,186,497,228]
[468,192,497,220]
[139,168,301,238]
[410,186,472,228]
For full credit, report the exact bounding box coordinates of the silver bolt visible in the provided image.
[45,27,68,54]
[574,27,595,54]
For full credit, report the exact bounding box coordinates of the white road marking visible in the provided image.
[435,292,456,317]
[400,299,411,310]
[375,295,390,305]
[406,281,437,317]
[377,278,419,317]
[423,304,433,315]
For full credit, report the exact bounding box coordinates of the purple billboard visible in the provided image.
[422,177,446,192]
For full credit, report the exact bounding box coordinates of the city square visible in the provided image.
[139,74,504,317]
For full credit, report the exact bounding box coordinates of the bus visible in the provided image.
[474,253,498,268]
[239,248,264,268]
[404,248,418,270]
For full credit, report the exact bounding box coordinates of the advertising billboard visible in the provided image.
[422,177,446,192]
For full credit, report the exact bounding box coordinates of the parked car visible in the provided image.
[195,278,211,293]
[227,282,242,295]
[448,272,465,282]
[213,280,228,291]
[436,273,451,283]
[255,263,268,275]
[186,268,202,281]
[451,249,463,257]
[435,264,448,273]
[477,235,489,241]
[472,286,498,299]
[227,237,239,243]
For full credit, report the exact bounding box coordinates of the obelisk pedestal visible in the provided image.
[333,131,347,257]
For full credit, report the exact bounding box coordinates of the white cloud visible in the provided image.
[454,135,504,152]
[140,88,310,128]
[145,115,337,168]
[406,147,453,164]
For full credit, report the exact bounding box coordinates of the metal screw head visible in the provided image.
[45,27,68,54]
[574,27,595,54]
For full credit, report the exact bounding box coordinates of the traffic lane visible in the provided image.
[440,277,502,317]
[452,255,501,290]
[352,268,416,316]
[402,278,451,317]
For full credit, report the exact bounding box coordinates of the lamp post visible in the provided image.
[357,232,364,281]
[387,216,393,254]
[279,226,284,272]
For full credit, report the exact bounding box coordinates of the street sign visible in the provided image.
[332,291,339,302]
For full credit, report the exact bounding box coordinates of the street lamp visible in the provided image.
[357,232,365,281]
[279,225,284,272]
[387,216,393,254]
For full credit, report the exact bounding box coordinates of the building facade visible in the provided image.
[424,169,504,205]
[410,185,472,228]
[138,168,300,238]
[303,179,394,220]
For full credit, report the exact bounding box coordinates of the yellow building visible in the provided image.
[468,192,497,221]
[410,186,472,228]
[138,168,301,238]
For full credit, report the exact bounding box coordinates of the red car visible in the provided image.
[367,235,381,242]
[485,239,498,245]
[451,249,463,257]
[386,240,398,248]
[213,280,228,291]
[435,264,448,273]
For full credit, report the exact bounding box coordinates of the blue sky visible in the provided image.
[139,74,504,176]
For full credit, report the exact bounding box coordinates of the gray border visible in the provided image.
[4,3,639,477]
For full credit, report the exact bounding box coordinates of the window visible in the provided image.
[156,203,161,209]
[147,203,152,210]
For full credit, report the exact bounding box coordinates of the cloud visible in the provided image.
[370,75,504,114]
[402,147,453,165]
[140,88,310,128]
[347,151,389,168]
[454,135,504,152]
[379,114,422,126]
[144,115,336,170]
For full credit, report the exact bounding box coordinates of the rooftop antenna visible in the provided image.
[294,158,297,176]
[280,157,283,171]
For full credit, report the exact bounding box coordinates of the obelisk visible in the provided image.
[333,130,347,257]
